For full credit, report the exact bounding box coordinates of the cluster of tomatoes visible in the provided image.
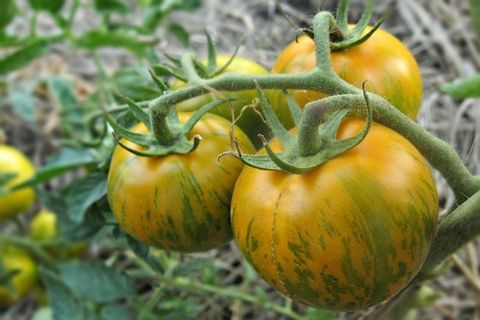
[0,146,84,307]
[107,26,439,311]
[0,24,439,312]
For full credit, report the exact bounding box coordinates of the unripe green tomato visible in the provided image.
[0,145,36,220]
[28,209,87,258]
[0,246,38,308]
[29,209,57,241]
[172,55,271,148]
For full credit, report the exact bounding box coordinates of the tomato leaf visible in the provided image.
[471,0,480,40]
[8,90,36,123]
[126,233,150,259]
[27,0,65,13]
[40,268,97,320]
[112,67,162,101]
[11,148,96,190]
[0,0,17,30]
[74,29,156,57]
[440,74,480,99]
[65,173,108,223]
[94,0,129,14]
[168,23,190,47]
[0,38,53,75]
[58,261,135,303]
[100,305,133,320]
[172,258,213,277]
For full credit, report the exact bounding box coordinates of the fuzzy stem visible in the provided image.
[312,12,337,74]
[150,106,175,146]
[305,93,480,199]
[421,191,480,273]
[181,52,202,83]
[297,102,329,156]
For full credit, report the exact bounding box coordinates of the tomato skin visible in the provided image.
[108,113,254,252]
[0,246,38,308]
[173,55,271,147]
[271,26,423,126]
[0,145,36,220]
[231,118,438,310]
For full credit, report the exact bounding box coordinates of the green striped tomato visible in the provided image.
[231,118,438,311]
[108,112,254,252]
[270,26,423,127]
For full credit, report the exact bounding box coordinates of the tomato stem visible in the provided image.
[150,106,176,146]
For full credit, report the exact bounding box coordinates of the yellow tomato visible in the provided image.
[271,26,423,127]
[0,246,37,308]
[0,145,36,220]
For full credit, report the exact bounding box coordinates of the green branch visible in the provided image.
[421,191,480,273]
[173,277,304,320]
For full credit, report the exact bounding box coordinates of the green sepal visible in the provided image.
[107,116,155,148]
[331,16,383,51]
[206,32,217,73]
[151,64,186,82]
[284,90,303,127]
[335,0,350,32]
[210,37,243,77]
[112,132,202,157]
[183,99,229,133]
[147,69,169,92]
[230,91,373,174]
[254,81,294,148]
[118,95,152,130]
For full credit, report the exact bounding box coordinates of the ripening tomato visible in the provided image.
[108,112,254,252]
[173,55,271,147]
[270,26,423,127]
[0,145,36,220]
[0,246,38,308]
[231,118,438,311]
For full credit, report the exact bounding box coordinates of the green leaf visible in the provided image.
[168,23,190,46]
[59,261,135,303]
[40,269,97,320]
[12,148,96,190]
[27,0,65,13]
[101,305,133,320]
[0,0,17,30]
[75,29,155,57]
[65,173,108,223]
[94,0,129,14]
[471,0,480,40]
[0,38,53,75]
[8,90,36,122]
[440,74,480,99]
[112,67,162,101]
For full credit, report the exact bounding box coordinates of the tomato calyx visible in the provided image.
[107,96,228,157]
[300,0,384,52]
[224,84,372,174]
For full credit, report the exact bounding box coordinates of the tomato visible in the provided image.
[29,209,57,241]
[271,26,423,126]
[173,55,271,147]
[0,246,38,308]
[28,209,87,258]
[0,145,36,220]
[231,118,438,311]
[108,112,254,252]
